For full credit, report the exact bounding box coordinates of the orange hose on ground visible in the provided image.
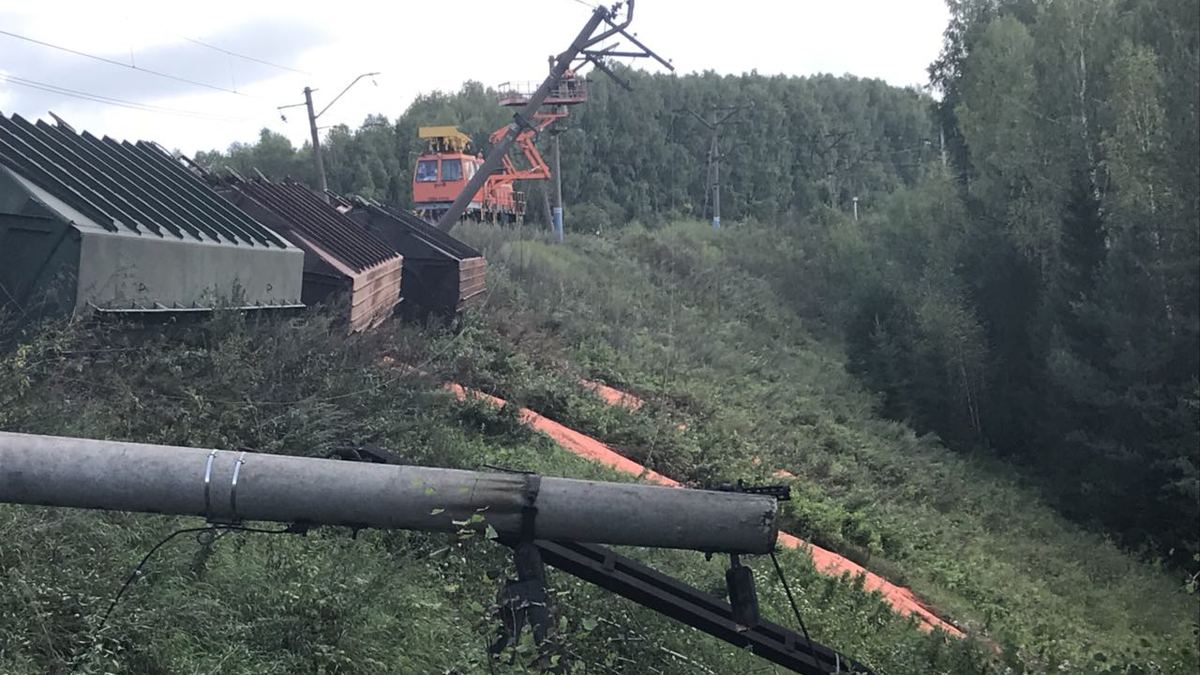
[579,379,645,411]
[448,383,964,637]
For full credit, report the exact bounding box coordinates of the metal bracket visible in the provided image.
[709,479,792,502]
[201,449,246,526]
[202,449,218,522]
[726,553,760,630]
[520,473,541,541]
[489,473,562,670]
[229,451,246,524]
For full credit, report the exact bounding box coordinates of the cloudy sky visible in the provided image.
[0,0,950,155]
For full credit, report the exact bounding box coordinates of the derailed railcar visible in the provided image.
[215,177,403,333]
[0,113,304,320]
[335,196,486,318]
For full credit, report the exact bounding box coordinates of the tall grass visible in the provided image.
[453,220,1198,673]
[1,305,1001,674]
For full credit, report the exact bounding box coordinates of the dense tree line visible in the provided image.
[833,0,1198,560]
[195,72,935,228]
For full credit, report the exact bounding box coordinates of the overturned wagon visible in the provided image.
[0,113,304,319]
[338,196,486,318]
[216,177,402,332]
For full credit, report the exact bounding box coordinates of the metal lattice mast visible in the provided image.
[436,1,672,232]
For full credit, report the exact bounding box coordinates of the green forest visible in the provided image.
[2,0,1197,673]
[197,0,1199,564]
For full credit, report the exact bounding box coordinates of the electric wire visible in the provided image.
[0,73,254,122]
[0,28,251,96]
[768,550,818,662]
[95,523,298,634]
[182,36,311,75]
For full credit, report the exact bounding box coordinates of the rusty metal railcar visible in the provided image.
[0,113,304,319]
[216,178,402,333]
[337,196,486,318]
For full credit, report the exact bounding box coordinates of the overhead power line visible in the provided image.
[182,36,310,75]
[0,28,251,96]
[0,73,254,122]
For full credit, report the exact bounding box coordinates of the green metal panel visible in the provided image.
[0,114,306,318]
[0,166,80,317]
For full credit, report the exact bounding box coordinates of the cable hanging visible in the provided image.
[0,28,253,96]
[182,36,311,76]
[95,523,302,634]
[0,73,254,122]
[769,550,818,660]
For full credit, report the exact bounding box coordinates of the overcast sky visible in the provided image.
[0,0,950,155]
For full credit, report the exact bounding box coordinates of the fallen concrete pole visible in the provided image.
[0,432,777,553]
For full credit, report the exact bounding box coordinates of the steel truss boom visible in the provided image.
[487,110,567,185]
[531,540,874,675]
[435,1,673,231]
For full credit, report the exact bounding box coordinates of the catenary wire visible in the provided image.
[181,36,311,75]
[0,28,253,96]
[0,73,255,122]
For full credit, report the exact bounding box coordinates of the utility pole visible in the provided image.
[435,1,672,232]
[0,430,872,675]
[939,125,947,168]
[546,54,566,242]
[279,72,380,202]
[303,86,327,197]
[552,118,564,242]
[686,106,743,230]
[710,114,722,230]
[540,183,554,228]
[0,431,778,553]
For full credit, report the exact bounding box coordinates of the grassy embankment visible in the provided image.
[0,220,1193,674]
[450,220,1197,673]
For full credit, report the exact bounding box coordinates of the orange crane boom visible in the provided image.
[486,110,567,187]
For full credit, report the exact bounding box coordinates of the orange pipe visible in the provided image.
[447,383,963,637]
[579,379,645,411]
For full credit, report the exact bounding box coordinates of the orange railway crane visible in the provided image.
[429,1,673,232]
[411,75,583,225]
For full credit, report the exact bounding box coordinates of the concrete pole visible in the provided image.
[436,6,609,232]
[0,432,778,554]
[304,86,330,202]
[939,125,947,169]
[540,183,554,228]
[552,128,564,242]
[711,124,721,230]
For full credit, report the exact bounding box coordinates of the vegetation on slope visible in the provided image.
[450,220,1197,673]
[0,310,993,674]
[1,218,1194,673]
[193,0,1200,564]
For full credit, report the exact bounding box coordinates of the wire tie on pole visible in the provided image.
[520,473,542,541]
[202,449,217,522]
[229,451,247,524]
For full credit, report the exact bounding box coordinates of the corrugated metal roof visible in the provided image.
[0,112,288,248]
[224,179,400,274]
[346,195,482,261]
